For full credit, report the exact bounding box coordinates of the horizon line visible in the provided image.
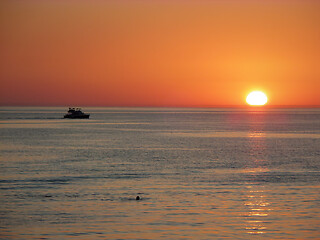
[1,104,319,109]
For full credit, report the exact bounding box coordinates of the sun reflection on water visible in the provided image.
[248,132,266,138]
[244,119,271,235]
[244,182,271,235]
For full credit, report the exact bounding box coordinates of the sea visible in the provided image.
[0,107,319,239]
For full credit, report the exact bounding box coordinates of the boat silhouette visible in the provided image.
[64,108,90,119]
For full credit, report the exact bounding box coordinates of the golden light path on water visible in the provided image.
[244,131,271,235]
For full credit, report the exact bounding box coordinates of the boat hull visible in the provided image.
[64,114,90,119]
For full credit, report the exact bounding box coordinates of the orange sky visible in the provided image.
[0,0,319,107]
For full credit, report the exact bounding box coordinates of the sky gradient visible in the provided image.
[1,0,319,107]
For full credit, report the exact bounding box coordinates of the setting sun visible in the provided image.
[246,91,268,106]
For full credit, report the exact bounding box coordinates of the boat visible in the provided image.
[64,108,90,119]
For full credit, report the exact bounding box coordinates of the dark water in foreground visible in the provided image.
[0,107,319,239]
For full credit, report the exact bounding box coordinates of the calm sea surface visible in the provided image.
[0,107,319,239]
